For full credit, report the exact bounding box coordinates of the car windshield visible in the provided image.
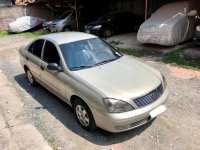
[98,14,115,21]
[59,38,122,71]
[58,11,72,19]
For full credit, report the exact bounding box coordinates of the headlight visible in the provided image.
[43,21,52,27]
[102,98,134,113]
[93,25,102,29]
[196,26,200,32]
[161,74,167,90]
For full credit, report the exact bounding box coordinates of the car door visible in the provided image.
[26,39,44,81]
[111,13,120,33]
[116,13,127,33]
[123,12,134,32]
[40,40,68,101]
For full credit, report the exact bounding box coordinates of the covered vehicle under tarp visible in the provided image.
[137,1,195,46]
[8,16,45,33]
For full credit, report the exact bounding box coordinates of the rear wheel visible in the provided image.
[73,99,96,131]
[103,28,112,38]
[63,27,71,31]
[26,69,37,86]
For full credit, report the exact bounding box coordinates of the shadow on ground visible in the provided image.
[14,73,153,146]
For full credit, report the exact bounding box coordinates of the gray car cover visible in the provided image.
[137,1,195,46]
[8,16,45,33]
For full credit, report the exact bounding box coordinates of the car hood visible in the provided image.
[73,56,161,100]
[86,20,107,26]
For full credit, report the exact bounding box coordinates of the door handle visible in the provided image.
[40,66,44,70]
[26,57,29,60]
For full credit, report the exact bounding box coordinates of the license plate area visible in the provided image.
[150,105,166,118]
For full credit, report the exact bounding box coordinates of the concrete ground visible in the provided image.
[0,33,200,150]
[0,70,52,150]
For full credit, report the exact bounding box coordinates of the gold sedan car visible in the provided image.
[19,32,168,132]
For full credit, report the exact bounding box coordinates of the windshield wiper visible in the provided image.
[70,65,93,71]
[94,58,118,66]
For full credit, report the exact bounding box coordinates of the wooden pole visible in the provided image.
[121,0,123,11]
[145,0,148,20]
[74,0,79,31]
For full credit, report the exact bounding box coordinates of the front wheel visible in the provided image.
[73,99,96,131]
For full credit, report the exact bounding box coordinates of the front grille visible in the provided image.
[134,84,163,107]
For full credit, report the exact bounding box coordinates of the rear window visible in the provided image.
[28,39,44,58]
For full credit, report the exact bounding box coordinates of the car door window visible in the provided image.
[70,13,76,20]
[43,41,60,64]
[29,39,44,58]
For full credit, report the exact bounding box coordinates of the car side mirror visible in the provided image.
[47,63,61,71]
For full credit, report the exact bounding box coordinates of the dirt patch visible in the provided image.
[0,70,52,150]
[167,65,200,79]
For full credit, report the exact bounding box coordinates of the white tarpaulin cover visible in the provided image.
[8,16,45,33]
[137,1,195,46]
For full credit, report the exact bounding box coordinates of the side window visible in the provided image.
[31,39,44,58]
[43,41,60,64]
[117,13,124,22]
[70,13,75,19]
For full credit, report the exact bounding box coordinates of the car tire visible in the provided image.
[26,69,37,86]
[103,28,112,38]
[63,27,71,31]
[134,25,139,31]
[73,99,96,131]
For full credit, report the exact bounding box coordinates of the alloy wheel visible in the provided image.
[27,70,34,84]
[76,105,90,127]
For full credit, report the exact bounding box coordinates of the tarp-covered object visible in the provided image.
[8,16,45,33]
[137,1,195,46]
[14,0,35,5]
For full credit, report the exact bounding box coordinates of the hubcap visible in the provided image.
[105,29,111,37]
[76,105,89,126]
[27,70,33,84]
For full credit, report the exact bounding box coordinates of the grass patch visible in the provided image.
[120,48,200,70]
[0,30,47,38]
[0,31,10,37]
[120,48,142,57]
[162,53,200,70]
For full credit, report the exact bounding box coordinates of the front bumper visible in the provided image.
[84,28,101,36]
[49,25,64,32]
[91,87,169,133]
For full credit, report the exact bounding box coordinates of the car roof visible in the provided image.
[40,32,97,45]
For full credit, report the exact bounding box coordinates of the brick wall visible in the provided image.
[0,5,52,31]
